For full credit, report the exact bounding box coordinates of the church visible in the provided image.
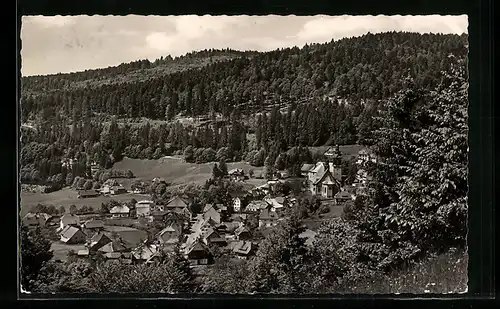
[301,145,343,199]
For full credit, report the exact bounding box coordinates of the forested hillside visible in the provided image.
[20,31,468,188]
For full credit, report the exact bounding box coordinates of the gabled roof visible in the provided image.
[313,169,338,186]
[265,198,285,209]
[60,226,83,240]
[98,240,127,253]
[246,200,268,210]
[165,196,189,209]
[157,225,178,237]
[110,205,130,214]
[203,208,221,225]
[186,240,211,255]
[89,232,111,249]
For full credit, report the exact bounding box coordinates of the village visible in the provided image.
[21,145,378,267]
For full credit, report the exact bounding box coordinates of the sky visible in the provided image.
[20,15,468,76]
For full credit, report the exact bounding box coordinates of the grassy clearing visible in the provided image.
[310,144,365,160]
[112,156,265,185]
[20,188,150,217]
[336,249,468,294]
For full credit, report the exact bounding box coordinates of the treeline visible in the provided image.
[21,32,467,123]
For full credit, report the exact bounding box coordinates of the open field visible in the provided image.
[20,188,150,217]
[112,156,265,186]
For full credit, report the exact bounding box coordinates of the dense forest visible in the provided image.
[20,32,468,188]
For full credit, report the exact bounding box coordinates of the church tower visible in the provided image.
[324,145,342,182]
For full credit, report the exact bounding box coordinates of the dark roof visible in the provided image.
[186,240,211,255]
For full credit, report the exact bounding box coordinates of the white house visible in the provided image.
[135,200,154,217]
[110,205,130,218]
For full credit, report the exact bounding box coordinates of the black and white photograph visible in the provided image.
[19,14,469,295]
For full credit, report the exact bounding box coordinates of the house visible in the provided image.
[60,226,86,244]
[264,197,286,212]
[22,213,51,228]
[232,241,254,259]
[110,185,127,195]
[232,196,243,212]
[82,219,105,233]
[202,228,227,246]
[99,185,111,195]
[165,196,192,220]
[88,232,112,251]
[259,209,280,228]
[300,163,315,177]
[311,168,341,199]
[151,211,168,222]
[58,214,80,232]
[251,184,270,197]
[184,240,213,265]
[228,168,245,181]
[135,200,154,217]
[334,190,354,205]
[157,225,181,244]
[234,225,251,240]
[203,206,221,225]
[357,149,378,165]
[110,205,130,218]
[246,200,268,212]
[98,239,127,254]
[77,190,100,199]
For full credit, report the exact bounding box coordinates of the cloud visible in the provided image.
[295,15,468,44]
[20,15,468,76]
